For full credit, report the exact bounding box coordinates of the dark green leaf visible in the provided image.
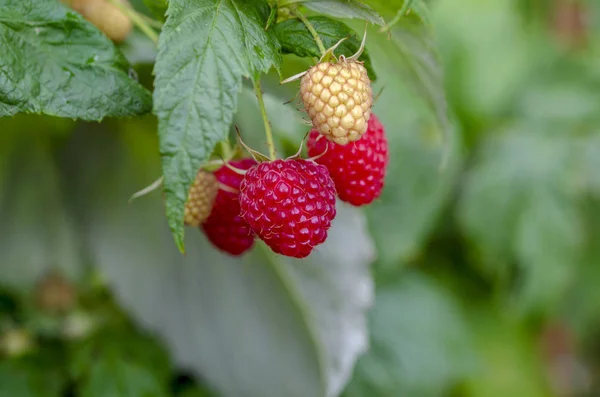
[0,345,68,397]
[457,125,592,312]
[0,0,152,119]
[143,0,168,21]
[461,302,551,397]
[266,4,277,29]
[294,0,385,26]
[177,386,216,397]
[431,0,533,122]
[343,273,473,397]
[373,0,431,27]
[388,22,448,143]
[70,328,171,397]
[153,0,281,251]
[273,16,377,80]
[562,202,600,336]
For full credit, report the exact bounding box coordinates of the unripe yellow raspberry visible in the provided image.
[300,60,372,145]
[184,171,219,227]
[70,0,133,43]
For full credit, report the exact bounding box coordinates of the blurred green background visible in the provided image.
[1,0,600,396]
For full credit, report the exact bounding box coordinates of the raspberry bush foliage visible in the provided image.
[3,0,600,396]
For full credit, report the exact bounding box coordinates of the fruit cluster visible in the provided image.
[186,115,387,259]
[65,0,387,257]
[182,38,388,258]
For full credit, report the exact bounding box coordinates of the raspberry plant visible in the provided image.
[4,0,600,396]
[0,0,487,396]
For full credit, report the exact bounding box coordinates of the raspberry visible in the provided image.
[201,159,257,256]
[70,0,133,43]
[35,271,77,314]
[184,170,218,227]
[300,60,372,145]
[1,329,33,357]
[308,114,388,206]
[239,159,337,258]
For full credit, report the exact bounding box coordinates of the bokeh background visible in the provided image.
[1,0,600,396]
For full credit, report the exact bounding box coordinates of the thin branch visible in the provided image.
[253,79,277,161]
[107,0,159,44]
[292,8,326,56]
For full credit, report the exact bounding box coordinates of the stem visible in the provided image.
[129,176,163,203]
[107,0,159,44]
[219,140,232,160]
[380,5,410,33]
[292,8,326,56]
[140,13,164,29]
[254,79,277,160]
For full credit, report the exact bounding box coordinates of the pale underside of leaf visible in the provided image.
[69,130,374,397]
[344,273,473,397]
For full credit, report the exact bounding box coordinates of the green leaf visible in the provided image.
[512,60,600,124]
[0,0,152,119]
[359,24,461,272]
[64,128,375,397]
[386,20,448,143]
[562,202,600,337]
[0,345,68,397]
[273,16,377,80]
[177,387,216,397]
[431,0,534,123]
[373,0,431,27]
[266,3,278,30]
[70,328,171,397]
[343,273,473,397]
[461,302,552,397]
[153,0,282,251]
[175,381,218,397]
[457,124,590,312]
[143,0,168,21]
[293,0,385,26]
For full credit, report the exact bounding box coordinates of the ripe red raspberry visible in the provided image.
[307,114,388,206]
[201,159,257,256]
[239,159,337,258]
